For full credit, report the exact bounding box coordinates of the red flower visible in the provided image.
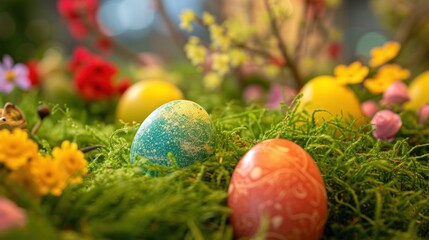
[306,0,325,20]
[25,60,41,87]
[57,0,99,40]
[70,46,134,101]
[269,57,287,67]
[328,42,342,59]
[95,37,113,53]
[74,57,117,101]
[69,46,94,71]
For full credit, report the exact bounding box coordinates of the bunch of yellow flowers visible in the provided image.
[180,10,254,90]
[332,41,410,94]
[0,129,88,196]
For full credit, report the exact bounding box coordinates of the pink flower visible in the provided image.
[266,83,297,109]
[0,55,31,93]
[361,100,379,117]
[243,85,263,104]
[0,197,26,233]
[371,110,402,141]
[417,103,429,125]
[380,81,410,106]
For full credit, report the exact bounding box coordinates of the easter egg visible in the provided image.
[405,70,429,110]
[296,76,364,126]
[228,139,327,240]
[130,100,215,172]
[116,80,184,123]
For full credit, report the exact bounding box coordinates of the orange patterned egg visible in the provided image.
[228,139,327,240]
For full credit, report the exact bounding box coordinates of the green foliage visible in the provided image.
[1,93,429,240]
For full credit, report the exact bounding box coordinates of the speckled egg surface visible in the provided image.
[228,139,327,240]
[130,100,215,171]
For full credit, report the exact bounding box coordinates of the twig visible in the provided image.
[153,0,187,55]
[395,1,429,44]
[77,9,147,66]
[263,0,303,90]
[294,2,310,61]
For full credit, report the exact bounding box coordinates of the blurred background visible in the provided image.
[0,0,428,74]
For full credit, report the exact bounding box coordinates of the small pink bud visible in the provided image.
[0,197,27,233]
[417,103,429,125]
[371,110,402,141]
[243,85,264,103]
[361,100,379,117]
[381,81,410,106]
[266,84,297,109]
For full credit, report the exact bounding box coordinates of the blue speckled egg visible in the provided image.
[130,100,215,171]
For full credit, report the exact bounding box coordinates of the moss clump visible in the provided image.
[1,95,429,239]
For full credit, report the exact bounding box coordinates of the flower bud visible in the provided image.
[0,197,26,233]
[361,100,379,117]
[417,103,429,125]
[370,110,402,141]
[266,84,297,109]
[381,81,410,106]
[243,85,264,104]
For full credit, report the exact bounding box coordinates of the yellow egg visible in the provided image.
[296,76,364,126]
[404,70,429,110]
[116,80,184,123]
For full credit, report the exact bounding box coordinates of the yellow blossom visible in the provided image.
[0,129,38,170]
[334,61,369,85]
[202,12,215,25]
[376,64,410,81]
[363,78,393,94]
[369,41,400,67]
[265,64,281,78]
[31,155,68,196]
[363,64,410,94]
[52,141,88,184]
[209,24,230,50]
[180,10,196,32]
[184,37,207,66]
[269,0,294,19]
[228,48,249,67]
[224,19,253,44]
[211,53,230,76]
[203,72,222,90]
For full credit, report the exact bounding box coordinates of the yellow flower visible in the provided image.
[224,19,253,44]
[364,78,393,94]
[270,0,294,19]
[52,141,88,184]
[184,37,207,66]
[203,72,222,90]
[179,10,195,32]
[0,129,38,170]
[209,24,230,50]
[363,64,410,94]
[334,61,369,85]
[202,12,215,25]
[369,41,400,67]
[211,53,230,76]
[31,155,68,196]
[228,48,248,67]
[376,64,410,81]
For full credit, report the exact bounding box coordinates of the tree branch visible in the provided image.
[153,0,187,55]
[263,0,303,90]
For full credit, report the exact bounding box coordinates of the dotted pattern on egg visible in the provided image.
[130,100,215,169]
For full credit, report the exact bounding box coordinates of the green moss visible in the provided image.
[1,93,429,239]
